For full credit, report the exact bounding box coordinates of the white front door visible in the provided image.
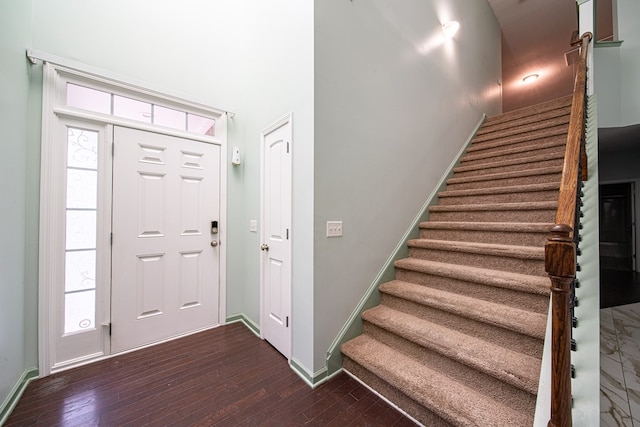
[260,115,292,358]
[111,126,221,353]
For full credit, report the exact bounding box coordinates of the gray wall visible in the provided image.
[594,0,640,127]
[0,0,33,406]
[313,0,502,371]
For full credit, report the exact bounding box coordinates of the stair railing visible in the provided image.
[545,31,592,427]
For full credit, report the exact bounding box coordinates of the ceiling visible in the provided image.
[488,0,639,156]
[487,0,579,112]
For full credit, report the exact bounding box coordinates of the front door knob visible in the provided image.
[210,240,219,247]
[261,244,269,251]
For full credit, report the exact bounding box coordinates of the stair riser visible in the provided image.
[473,122,569,144]
[453,158,563,178]
[380,293,544,358]
[445,173,562,190]
[406,246,546,277]
[363,322,539,401]
[342,358,455,427]
[478,106,572,136]
[419,228,549,247]
[428,209,557,223]
[467,134,567,155]
[394,267,549,313]
[462,143,565,165]
[438,189,558,205]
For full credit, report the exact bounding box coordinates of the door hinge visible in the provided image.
[286,316,289,328]
[287,141,290,153]
[110,233,113,245]
[286,228,289,240]
[112,143,115,156]
[109,323,112,336]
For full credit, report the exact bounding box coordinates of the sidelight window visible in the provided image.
[64,127,98,333]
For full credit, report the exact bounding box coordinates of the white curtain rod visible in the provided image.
[25,48,236,118]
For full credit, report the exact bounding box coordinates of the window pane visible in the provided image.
[154,105,187,131]
[66,210,97,250]
[188,114,215,136]
[65,290,96,333]
[65,250,96,293]
[67,169,97,209]
[113,95,152,122]
[67,83,111,115]
[67,128,98,169]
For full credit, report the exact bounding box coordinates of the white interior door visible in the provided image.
[111,126,221,353]
[260,115,292,358]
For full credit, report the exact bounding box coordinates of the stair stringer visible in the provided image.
[324,114,487,377]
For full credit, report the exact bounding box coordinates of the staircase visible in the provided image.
[341,96,573,426]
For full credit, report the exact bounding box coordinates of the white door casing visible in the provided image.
[260,114,293,359]
[111,126,221,353]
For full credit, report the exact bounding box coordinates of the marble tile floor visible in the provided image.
[601,302,640,426]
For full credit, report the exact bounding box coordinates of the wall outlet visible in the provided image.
[249,220,257,232]
[326,221,343,237]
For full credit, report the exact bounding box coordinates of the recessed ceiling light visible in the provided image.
[442,21,460,38]
[522,74,540,83]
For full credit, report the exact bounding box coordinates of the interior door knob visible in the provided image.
[261,244,269,251]
[210,240,219,247]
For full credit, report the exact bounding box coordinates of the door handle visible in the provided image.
[261,244,269,251]
[210,240,219,247]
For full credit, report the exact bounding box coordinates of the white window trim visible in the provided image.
[38,58,228,376]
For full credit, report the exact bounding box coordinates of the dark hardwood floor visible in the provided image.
[5,322,415,426]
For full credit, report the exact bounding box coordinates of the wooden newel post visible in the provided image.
[545,224,576,427]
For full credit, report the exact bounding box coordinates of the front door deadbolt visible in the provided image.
[211,220,218,234]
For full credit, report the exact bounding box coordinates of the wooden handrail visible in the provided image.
[545,31,592,427]
[555,32,592,231]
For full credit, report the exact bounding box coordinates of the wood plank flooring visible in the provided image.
[5,322,415,426]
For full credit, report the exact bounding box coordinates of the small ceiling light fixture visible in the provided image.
[442,21,460,38]
[522,73,540,84]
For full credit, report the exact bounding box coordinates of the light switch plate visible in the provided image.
[326,221,343,237]
[249,220,257,232]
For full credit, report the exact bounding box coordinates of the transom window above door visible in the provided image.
[66,83,216,136]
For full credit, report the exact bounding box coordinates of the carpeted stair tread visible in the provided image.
[420,221,553,232]
[439,182,559,198]
[461,137,566,164]
[477,105,572,136]
[430,201,557,213]
[437,182,560,205]
[467,128,568,152]
[407,239,544,260]
[472,116,569,144]
[406,239,546,276]
[445,166,562,185]
[453,151,564,174]
[393,258,550,296]
[483,95,572,126]
[380,280,547,339]
[361,305,542,394]
[341,335,534,426]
